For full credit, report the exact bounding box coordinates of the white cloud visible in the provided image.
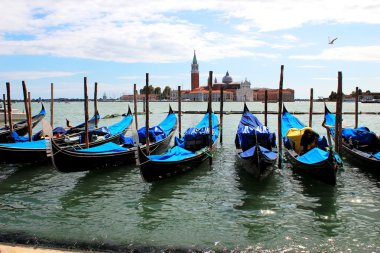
[1,1,379,63]
[290,46,380,61]
[0,71,78,80]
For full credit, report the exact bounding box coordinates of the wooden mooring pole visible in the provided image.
[27,92,32,139]
[6,82,13,133]
[22,81,32,141]
[178,86,182,138]
[208,71,213,165]
[133,83,139,130]
[145,73,150,155]
[220,86,224,144]
[94,82,98,128]
[2,94,7,126]
[355,86,359,129]
[309,88,313,128]
[335,72,343,156]
[50,83,54,128]
[84,77,89,148]
[264,89,268,126]
[278,65,284,167]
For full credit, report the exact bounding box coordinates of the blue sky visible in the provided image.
[0,0,379,99]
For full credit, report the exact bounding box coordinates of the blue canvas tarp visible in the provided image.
[76,142,128,153]
[324,111,336,127]
[0,139,46,149]
[119,135,134,147]
[148,146,196,162]
[372,152,380,160]
[282,110,305,136]
[239,145,277,161]
[297,147,329,164]
[138,112,176,144]
[182,112,219,150]
[108,114,133,136]
[342,127,378,148]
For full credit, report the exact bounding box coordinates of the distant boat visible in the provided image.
[361,99,380,103]
[0,105,26,122]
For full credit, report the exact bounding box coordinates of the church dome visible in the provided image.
[222,71,233,84]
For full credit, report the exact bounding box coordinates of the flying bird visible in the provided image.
[328,37,338,44]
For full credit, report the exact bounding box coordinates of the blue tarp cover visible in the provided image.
[342,127,378,147]
[148,146,196,162]
[282,110,305,136]
[138,112,176,143]
[147,112,218,161]
[239,145,277,160]
[325,112,336,127]
[119,135,134,146]
[297,147,329,164]
[76,142,128,153]
[372,152,380,160]
[0,139,46,149]
[184,112,219,143]
[108,114,133,135]
[236,110,276,151]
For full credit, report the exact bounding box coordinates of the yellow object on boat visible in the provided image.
[286,127,313,153]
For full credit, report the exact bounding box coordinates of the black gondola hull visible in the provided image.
[235,151,276,179]
[342,143,380,171]
[285,148,338,186]
[138,145,211,183]
[51,129,176,173]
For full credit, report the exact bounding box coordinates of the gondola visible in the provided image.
[50,105,177,173]
[323,105,380,170]
[0,107,131,164]
[0,103,46,143]
[235,103,277,178]
[282,105,341,186]
[138,108,219,182]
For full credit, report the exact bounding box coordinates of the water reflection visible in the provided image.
[296,176,340,237]
[137,163,210,231]
[59,165,137,210]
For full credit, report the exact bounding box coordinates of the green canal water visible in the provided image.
[0,101,379,252]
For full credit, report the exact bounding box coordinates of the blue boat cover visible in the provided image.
[79,126,111,143]
[146,112,218,162]
[185,112,219,143]
[297,147,329,164]
[75,142,128,153]
[239,145,277,161]
[119,135,134,147]
[282,110,305,136]
[108,114,133,135]
[236,110,276,151]
[138,112,177,143]
[342,127,378,148]
[324,111,336,127]
[372,152,380,160]
[148,146,196,162]
[0,139,46,149]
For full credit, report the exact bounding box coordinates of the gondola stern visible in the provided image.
[169,104,174,114]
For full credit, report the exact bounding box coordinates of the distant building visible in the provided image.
[191,50,199,91]
[120,94,159,101]
[253,88,295,102]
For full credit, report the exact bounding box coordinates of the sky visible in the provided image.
[0,0,379,99]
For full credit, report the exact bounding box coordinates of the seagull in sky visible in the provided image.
[328,37,338,44]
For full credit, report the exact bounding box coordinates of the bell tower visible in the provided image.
[191,50,199,90]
